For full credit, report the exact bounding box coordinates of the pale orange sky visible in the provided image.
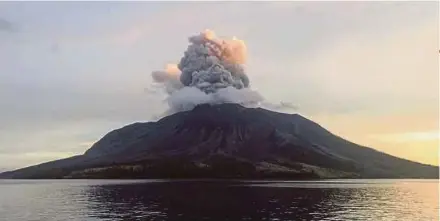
[295,18,439,166]
[308,111,439,166]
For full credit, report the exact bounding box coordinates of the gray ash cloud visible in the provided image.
[151,30,263,113]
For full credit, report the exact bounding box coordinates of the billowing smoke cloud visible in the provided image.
[151,30,263,113]
[151,64,183,94]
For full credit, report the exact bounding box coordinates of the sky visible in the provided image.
[0,2,438,171]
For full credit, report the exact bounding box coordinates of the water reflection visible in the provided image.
[82,180,437,221]
[0,180,437,221]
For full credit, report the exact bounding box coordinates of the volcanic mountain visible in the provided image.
[1,104,438,179]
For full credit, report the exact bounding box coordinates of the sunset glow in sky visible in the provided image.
[0,2,438,170]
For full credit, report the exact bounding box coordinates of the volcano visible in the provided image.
[1,104,438,179]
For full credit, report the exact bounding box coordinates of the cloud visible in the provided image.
[0,18,16,32]
[369,131,440,143]
[366,130,439,166]
[0,152,79,171]
[151,30,263,114]
[258,17,438,116]
[0,118,131,170]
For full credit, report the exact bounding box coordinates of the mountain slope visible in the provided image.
[1,104,437,179]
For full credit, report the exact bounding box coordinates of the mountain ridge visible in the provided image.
[1,103,438,179]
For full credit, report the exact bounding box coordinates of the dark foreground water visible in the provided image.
[0,179,438,221]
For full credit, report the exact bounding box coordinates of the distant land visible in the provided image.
[1,104,438,179]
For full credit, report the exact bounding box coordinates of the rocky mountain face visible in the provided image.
[1,104,438,179]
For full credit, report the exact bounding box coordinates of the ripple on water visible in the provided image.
[0,179,437,221]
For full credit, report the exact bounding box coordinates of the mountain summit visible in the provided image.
[1,104,438,179]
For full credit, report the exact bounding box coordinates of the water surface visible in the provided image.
[0,179,438,220]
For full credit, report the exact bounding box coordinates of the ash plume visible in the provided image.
[151,64,183,94]
[151,30,263,113]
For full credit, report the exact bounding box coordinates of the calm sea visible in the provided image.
[0,179,438,221]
